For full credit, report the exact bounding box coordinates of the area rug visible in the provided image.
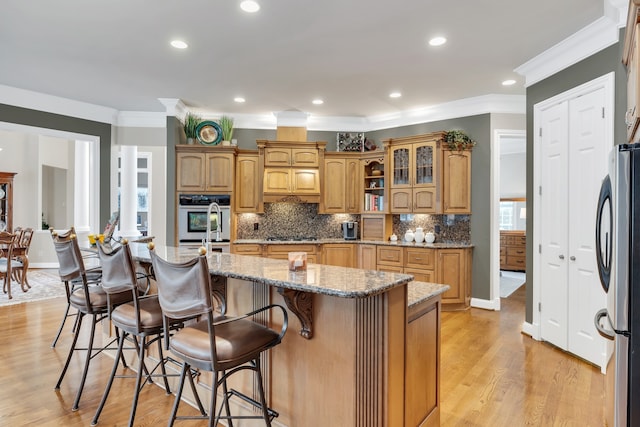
[500,271,525,298]
[0,269,65,306]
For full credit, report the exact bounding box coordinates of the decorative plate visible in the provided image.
[196,121,223,146]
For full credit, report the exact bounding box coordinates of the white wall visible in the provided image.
[500,152,526,198]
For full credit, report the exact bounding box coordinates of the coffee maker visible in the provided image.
[342,221,358,240]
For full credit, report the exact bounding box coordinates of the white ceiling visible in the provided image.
[0,0,626,126]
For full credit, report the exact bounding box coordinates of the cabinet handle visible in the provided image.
[559,254,565,260]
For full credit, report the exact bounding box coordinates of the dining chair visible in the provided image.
[91,240,180,427]
[52,230,132,411]
[10,226,34,290]
[0,230,18,299]
[149,244,288,427]
[49,227,102,348]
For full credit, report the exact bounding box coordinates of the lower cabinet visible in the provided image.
[358,244,377,270]
[263,244,319,264]
[376,245,472,310]
[322,243,355,267]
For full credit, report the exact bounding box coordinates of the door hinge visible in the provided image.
[539,244,541,254]
[539,186,542,195]
[539,127,542,137]
[602,107,605,119]
[538,302,542,312]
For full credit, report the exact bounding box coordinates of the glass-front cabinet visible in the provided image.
[0,172,16,232]
[389,140,438,213]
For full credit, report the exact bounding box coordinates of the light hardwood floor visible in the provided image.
[0,284,605,426]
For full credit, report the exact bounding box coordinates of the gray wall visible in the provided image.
[524,30,627,323]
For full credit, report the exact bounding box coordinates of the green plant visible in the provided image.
[442,130,476,151]
[41,213,49,230]
[219,115,234,141]
[183,113,201,139]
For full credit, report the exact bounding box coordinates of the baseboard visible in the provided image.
[521,321,537,338]
[470,297,499,311]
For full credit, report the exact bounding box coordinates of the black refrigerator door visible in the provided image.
[596,174,613,293]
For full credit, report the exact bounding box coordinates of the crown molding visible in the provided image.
[0,84,118,124]
[115,111,167,128]
[515,2,625,87]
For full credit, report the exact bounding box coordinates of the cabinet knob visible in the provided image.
[570,256,576,261]
[559,254,565,260]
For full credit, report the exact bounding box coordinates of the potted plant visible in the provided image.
[442,130,476,151]
[183,113,201,144]
[219,115,234,146]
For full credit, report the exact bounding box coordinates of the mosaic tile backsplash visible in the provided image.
[236,203,470,244]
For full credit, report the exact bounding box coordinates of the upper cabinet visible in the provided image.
[320,152,360,214]
[257,140,326,204]
[624,1,640,142]
[384,132,472,214]
[362,153,386,213]
[0,172,16,232]
[176,145,236,193]
[235,151,260,213]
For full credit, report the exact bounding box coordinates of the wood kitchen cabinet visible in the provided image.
[0,172,16,232]
[404,247,436,283]
[231,243,263,256]
[358,244,377,270]
[263,244,319,264]
[320,153,360,214]
[176,146,236,193]
[322,243,355,267]
[257,140,326,204]
[362,153,386,213]
[235,151,260,213]
[384,132,472,214]
[437,248,472,310]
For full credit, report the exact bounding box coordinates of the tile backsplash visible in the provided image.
[236,204,470,244]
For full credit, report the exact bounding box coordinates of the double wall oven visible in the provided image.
[178,194,231,251]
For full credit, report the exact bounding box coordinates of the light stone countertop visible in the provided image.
[129,243,414,299]
[234,238,473,249]
[407,281,450,308]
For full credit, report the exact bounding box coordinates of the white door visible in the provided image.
[538,85,608,367]
[567,89,607,365]
[539,101,569,349]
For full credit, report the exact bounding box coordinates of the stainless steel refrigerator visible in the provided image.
[595,143,640,427]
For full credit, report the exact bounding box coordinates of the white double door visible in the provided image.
[537,81,609,367]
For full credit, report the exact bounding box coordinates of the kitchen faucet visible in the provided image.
[203,202,222,251]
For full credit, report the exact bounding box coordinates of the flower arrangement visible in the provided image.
[219,115,234,142]
[442,130,476,151]
[183,113,201,140]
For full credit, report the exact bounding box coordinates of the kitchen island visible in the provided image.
[129,243,448,427]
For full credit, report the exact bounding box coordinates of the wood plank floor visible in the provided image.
[0,283,605,426]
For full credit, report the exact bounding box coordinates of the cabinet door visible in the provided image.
[176,152,205,192]
[358,244,377,270]
[437,249,468,306]
[323,244,355,267]
[235,154,260,212]
[413,188,437,213]
[390,189,412,212]
[390,145,412,188]
[404,267,435,283]
[291,148,319,167]
[345,158,360,213]
[405,248,435,270]
[412,142,436,187]
[322,158,346,213]
[291,169,320,194]
[377,245,403,268]
[263,169,291,194]
[205,152,234,192]
[264,148,291,166]
[441,149,471,214]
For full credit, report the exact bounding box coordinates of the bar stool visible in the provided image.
[149,245,288,427]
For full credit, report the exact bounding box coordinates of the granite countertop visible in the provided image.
[129,243,414,299]
[234,238,473,249]
[407,281,450,308]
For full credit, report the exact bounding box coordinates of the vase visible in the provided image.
[414,227,425,243]
[222,140,231,146]
[187,137,195,145]
[404,229,414,242]
[425,232,435,243]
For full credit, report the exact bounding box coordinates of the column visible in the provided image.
[119,145,140,237]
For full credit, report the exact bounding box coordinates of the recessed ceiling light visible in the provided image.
[234,97,246,103]
[389,92,402,98]
[428,36,447,46]
[502,79,516,86]
[240,0,260,13]
[312,99,324,105]
[170,40,188,49]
